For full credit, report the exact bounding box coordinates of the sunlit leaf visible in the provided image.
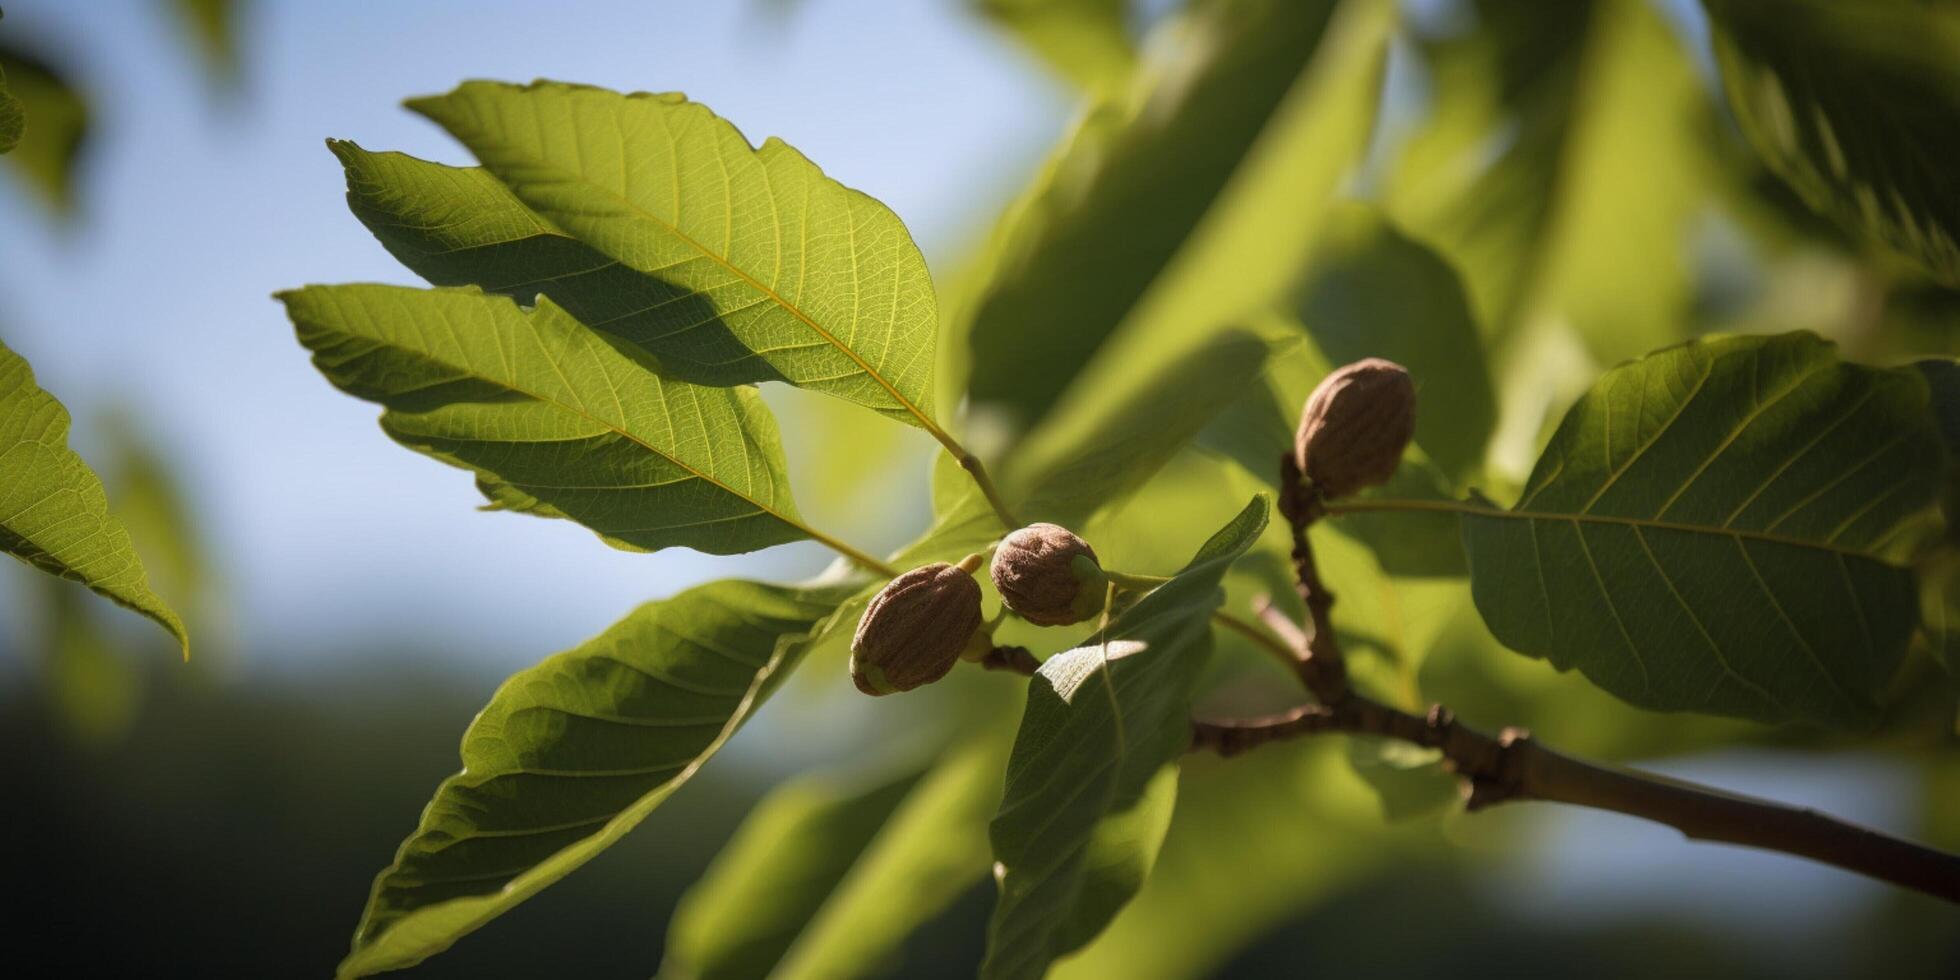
[279,284,821,558]
[772,730,1010,979]
[0,41,87,213]
[338,579,859,978]
[662,762,926,980]
[1703,0,1960,285]
[330,140,810,394]
[1387,0,1712,361]
[983,496,1268,980]
[1052,742,1395,979]
[1461,332,1943,727]
[406,81,942,429]
[0,340,188,656]
[1002,328,1282,526]
[958,0,1381,436]
[972,0,1134,91]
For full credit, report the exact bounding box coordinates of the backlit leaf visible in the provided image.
[405,81,941,429]
[1002,328,1281,526]
[0,340,188,656]
[339,579,859,978]
[1461,332,1943,727]
[662,762,926,980]
[983,495,1268,980]
[958,0,1370,436]
[279,284,818,558]
[328,140,798,392]
[772,731,1011,979]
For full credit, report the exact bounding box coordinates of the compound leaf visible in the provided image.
[0,340,187,656]
[983,495,1268,980]
[280,284,814,557]
[405,81,940,429]
[339,580,858,978]
[1461,332,1942,727]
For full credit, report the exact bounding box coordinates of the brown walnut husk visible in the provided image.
[991,523,1108,626]
[1294,358,1416,499]
[850,563,984,696]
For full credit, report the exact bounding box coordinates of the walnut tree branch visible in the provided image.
[1190,452,1960,905]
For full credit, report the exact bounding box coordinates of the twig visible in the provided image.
[1188,451,1960,905]
[1278,453,1347,705]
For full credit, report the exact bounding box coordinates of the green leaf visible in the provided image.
[405,81,942,430]
[662,717,1020,980]
[1703,0,1960,285]
[1002,327,1282,526]
[1051,742,1391,980]
[279,284,822,558]
[957,0,1375,435]
[1461,332,1943,727]
[0,41,87,213]
[338,579,858,978]
[972,0,1135,91]
[983,495,1269,980]
[662,762,926,980]
[1386,0,1712,361]
[772,731,1011,979]
[328,140,806,394]
[0,340,188,656]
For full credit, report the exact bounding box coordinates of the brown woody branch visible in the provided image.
[1190,453,1960,905]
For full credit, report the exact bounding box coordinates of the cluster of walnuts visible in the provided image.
[849,358,1415,696]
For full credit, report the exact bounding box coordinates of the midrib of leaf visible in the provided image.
[1326,497,1903,563]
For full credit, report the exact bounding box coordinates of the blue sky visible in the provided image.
[1,0,1073,671]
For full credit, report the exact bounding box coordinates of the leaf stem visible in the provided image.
[1211,608,1302,675]
[947,444,1023,530]
[1105,569,1170,591]
[804,526,900,578]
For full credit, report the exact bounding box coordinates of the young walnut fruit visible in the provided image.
[850,562,987,696]
[990,523,1109,627]
[1295,357,1416,499]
